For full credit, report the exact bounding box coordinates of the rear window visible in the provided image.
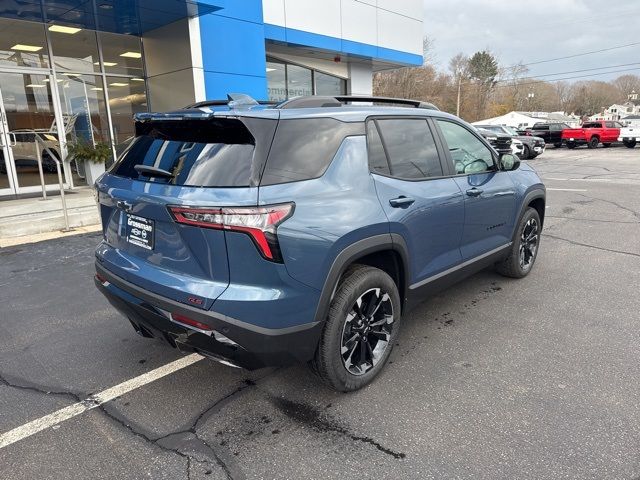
[533,124,549,130]
[582,122,601,128]
[111,117,276,187]
[260,118,363,185]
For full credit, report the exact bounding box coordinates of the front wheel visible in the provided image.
[566,142,576,149]
[495,208,541,278]
[624,140,636,149]
[522,145,531,159]
[311,265,401,392]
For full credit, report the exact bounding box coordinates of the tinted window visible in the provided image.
[111,118,270,187]
[376,119,443,179]
[437,120,496,175]
[533,124,549,130]
[366,122,390,175]
[261,118,363,185]
[582,122,601,128]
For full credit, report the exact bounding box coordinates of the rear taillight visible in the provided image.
[168,203,294,262]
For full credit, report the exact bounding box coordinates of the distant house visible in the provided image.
[474,112,541,129]
[621,114,640,127]
[589,95,640,122]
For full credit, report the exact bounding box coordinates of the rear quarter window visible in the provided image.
[260,118,363,185]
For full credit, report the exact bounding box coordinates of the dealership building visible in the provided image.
[0,0,423,198]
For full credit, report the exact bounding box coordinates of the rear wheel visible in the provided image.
[496,208,541,279]
[566,142,576,149]
[624,140,636,149]
[311,265,401,392]
[587,137,599,149]
[553,143,562,148]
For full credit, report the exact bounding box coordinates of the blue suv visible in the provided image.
[94,95,545,391]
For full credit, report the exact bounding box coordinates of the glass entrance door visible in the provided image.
[0,71,63,196]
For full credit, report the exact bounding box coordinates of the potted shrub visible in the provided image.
[67,141,111,185]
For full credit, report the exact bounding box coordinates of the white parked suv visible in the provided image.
[618,126,640,148]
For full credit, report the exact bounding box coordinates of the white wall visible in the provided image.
[262,0,423,56]
[348,63,373,95]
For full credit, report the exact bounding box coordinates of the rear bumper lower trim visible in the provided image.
[95,262,323,369]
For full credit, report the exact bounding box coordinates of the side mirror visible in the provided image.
[500,153,520,171]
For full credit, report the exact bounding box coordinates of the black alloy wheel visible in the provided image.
[496,207,541,278]
[340,288,394,376]
[518,217,539,271]
[311,265,401,391]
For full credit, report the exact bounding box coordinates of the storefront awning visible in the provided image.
[0,0,223,35]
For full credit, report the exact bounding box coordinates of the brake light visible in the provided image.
[171,313,212,332]
[168,203,294,262]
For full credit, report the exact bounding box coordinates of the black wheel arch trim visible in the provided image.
[515,188,546,236]
[312,233,410,324]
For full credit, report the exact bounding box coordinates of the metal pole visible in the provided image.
[456,76,462,117]
[35,141,48,200]
[36,135,73,232]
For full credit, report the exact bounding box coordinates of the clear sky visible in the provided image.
[422,0,640,81]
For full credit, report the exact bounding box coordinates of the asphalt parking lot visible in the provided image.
[1,146,639,480]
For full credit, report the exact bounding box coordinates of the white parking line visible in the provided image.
[0,353,203,450]
[546,188,588,192]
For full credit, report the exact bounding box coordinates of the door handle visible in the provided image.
[466,188,483,197]
[389,196,415,208]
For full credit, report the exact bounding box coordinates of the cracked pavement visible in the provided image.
[1,147,639,479]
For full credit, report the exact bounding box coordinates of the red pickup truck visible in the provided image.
[562,121,623,149]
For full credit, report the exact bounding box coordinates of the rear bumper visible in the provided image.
[95,263,323,370]
[619,136,640,142]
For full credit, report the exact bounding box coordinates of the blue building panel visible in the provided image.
[197,0,268,100]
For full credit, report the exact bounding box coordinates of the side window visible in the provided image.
[375,119,443,179]
[550,124,560,131]
[261,118,363,185]
[436,120,496,175]
[366,121,390,175]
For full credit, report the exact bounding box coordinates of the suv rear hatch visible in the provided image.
[95,111,278,309]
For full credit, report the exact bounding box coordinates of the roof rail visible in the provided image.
[278,95,439,110]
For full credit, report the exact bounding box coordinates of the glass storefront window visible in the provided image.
[49,27,100,73]
[316,71,346,96]
[57,74,111,185]
[0,18,49,69]
[266,58,347,101]
[106,76,147,151]
[266,61,286,102]
[286,64,312,98]
[99,32,144,77]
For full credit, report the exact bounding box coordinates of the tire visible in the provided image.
[522,145,531,159]
[587,137,599,149]
[602,143,611,148]
[553,143,562,148]
[566,142,576,149]
[310,265,401,392]
[495,208,541,279]
[624,140,636,149]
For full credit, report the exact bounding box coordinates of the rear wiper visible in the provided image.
[134,165,174,178]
